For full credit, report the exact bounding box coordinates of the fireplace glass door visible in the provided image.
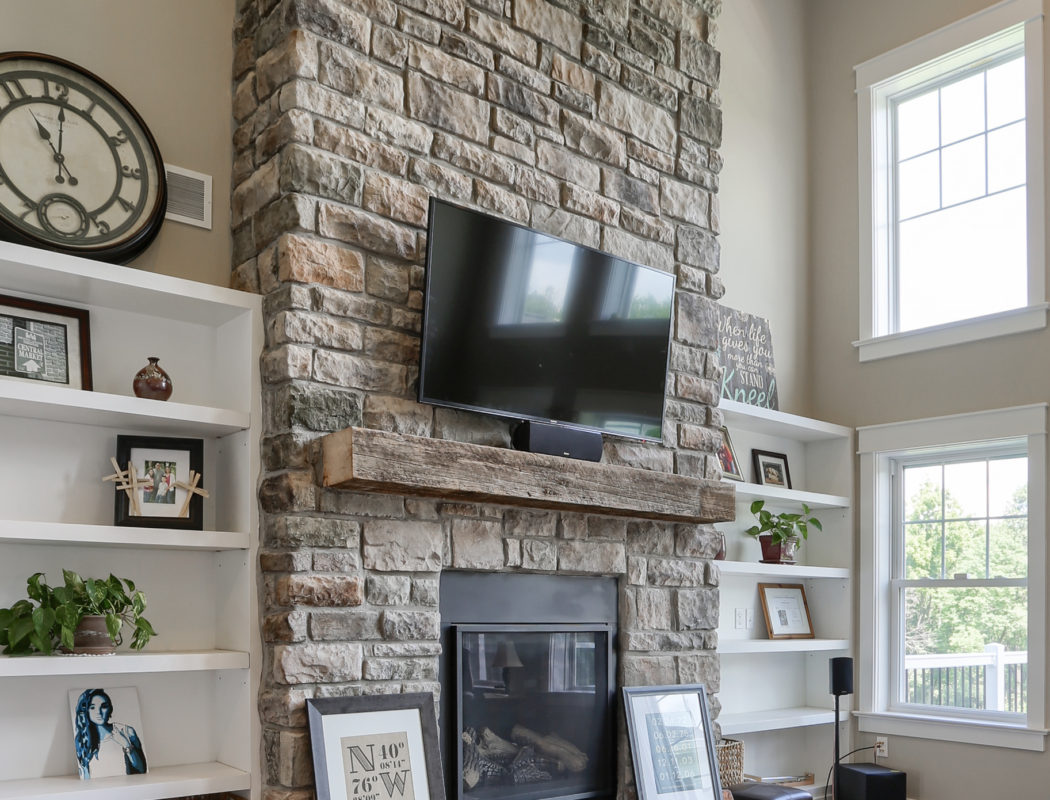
[455,624,614,800]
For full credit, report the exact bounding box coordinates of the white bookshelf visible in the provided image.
[0,242,261,800]
[716,400,854,796]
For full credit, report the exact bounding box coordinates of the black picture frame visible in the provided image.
[0,293,92,390]
[114,435,204,529]
[752,449,792,488]
[308,692,445,800]
[623,684,722,800]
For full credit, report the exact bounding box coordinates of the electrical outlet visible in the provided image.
[874,736,888,759]
[734,608,746,629]
[746,609,755,629]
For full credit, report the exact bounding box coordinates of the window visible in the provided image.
[857,405,1047,750]
[855,0,1046,361]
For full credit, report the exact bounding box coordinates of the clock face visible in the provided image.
[0,53,165,263]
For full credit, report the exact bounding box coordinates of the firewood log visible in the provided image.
[510,724,589,772]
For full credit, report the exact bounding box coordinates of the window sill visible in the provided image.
[855,710,1048,751]
[853,304,1048,362]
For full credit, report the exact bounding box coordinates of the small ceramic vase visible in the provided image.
[133,356,173,401]
[714,531,727,560]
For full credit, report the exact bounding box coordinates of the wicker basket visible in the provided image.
[716,738,744,788]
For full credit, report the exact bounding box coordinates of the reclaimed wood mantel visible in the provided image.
[321,427,736,524]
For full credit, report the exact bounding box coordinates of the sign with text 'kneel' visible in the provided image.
[715,305,778,409]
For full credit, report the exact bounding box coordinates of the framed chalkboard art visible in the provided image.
[715,305,777,410]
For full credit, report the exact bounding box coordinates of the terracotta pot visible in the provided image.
[72,615,116,655]
[133,356,173,401]
[758,534,798,564]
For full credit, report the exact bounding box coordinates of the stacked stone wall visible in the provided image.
[230,1,726,797]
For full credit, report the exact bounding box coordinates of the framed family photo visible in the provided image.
[758,583,814,639]
[623,685,722,800]
[0,293,92,390]
[308,693,445,800]
[114,435,204,529]
[752,449,791,488]
[717,427,743,481]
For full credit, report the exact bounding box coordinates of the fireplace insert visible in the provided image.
[454,625,614,800]
[439,573,618,800]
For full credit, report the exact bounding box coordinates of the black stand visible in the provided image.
[833,693,841,800]
[511,421,603,462]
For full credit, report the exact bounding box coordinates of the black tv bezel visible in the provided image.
[417,197,675,444]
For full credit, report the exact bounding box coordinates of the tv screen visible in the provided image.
[418,199,675,442]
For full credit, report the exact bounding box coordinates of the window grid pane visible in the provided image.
[891,52,1026,333]
[897,454,1028,714]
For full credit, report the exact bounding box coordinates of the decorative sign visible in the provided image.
[715,305,778,409]
[342,732,415,800]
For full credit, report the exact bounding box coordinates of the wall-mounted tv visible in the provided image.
[418,199,675,443]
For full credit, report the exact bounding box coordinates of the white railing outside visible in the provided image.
[905,644,1028,711]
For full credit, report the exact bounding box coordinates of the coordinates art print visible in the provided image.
[308,693,445,800]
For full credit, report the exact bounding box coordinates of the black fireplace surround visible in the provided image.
[439,573,619,800]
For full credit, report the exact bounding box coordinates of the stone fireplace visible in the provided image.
[229,0,728,798]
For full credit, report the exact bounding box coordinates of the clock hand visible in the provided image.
[28,109,78,186]
[57,108,65,156]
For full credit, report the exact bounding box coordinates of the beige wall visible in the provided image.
[3,0,235,286]
[803,1,1049,798]
[718,0,811,413]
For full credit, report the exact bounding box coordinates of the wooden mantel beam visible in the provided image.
[321,427,736,524]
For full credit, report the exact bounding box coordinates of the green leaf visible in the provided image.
[8,616,35,648]
[104,613,122,643]
[749,499,766,514]
[59,625,75,652]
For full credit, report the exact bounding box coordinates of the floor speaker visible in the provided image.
[836,763,906,800]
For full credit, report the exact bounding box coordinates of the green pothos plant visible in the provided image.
[0,570,156,655]
[744,499,823,544]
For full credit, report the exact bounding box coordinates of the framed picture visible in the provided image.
[717,427,743,481]
[68,686,147,779]
[0,293,92,390]
[752,449,791,488]
[114,435,204,529]
[307,692,445,800]
[622,684,722,800]
[758,583,814,639]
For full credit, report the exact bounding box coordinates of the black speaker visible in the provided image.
[512,421,603,462]
[836,763,906,800]
[830,656,854,696]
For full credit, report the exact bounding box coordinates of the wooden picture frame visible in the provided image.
[622,684,722,800]
[307,692,445,800]
[717,427,743,481]
[0,293,92,390]
[752,449,791,488]
[758,583,814,639]
[114,435,204,530]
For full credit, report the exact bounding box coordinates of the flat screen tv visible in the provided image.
[418,199,675,442]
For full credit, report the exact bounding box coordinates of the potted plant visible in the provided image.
[0,569,156,655]
[744,500,822,564]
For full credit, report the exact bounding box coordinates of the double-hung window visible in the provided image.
[857,405,1047,750]
[855,0,1046,361]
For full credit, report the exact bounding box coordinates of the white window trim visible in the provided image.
[855,0,1046,361]
[857,404,1048,750]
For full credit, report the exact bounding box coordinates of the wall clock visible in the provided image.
[0,52,166,264]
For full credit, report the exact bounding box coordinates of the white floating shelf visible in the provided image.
[721,399,851,442]
[0,761,250,800]
[0,520,249,551]
[716,560,850,580]
[718,638,850,654]
[729,481,850,510]
[0,381,249,435]
[719,706,837,735]
[0,240,256,325]
[0,650,249,677]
